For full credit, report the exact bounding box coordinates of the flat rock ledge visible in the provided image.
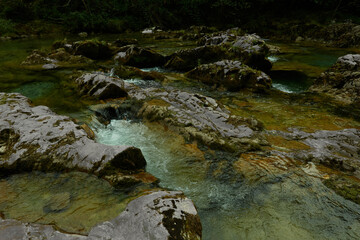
[0,93,146,184]
[0,190,202,240]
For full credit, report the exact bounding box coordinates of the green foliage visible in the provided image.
[0,18,15,35]
[0,0,359,32]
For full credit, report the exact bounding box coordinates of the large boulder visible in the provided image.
[89,191,202,240]
[114,45,166,68]
[231,34,272,72]
[164,45,227,71]
[186,60,272,91]
[0,93,147,185]
[0,190,201,240]
[310,54,360,104]
[75,73,128,100]
[73,40,114,60]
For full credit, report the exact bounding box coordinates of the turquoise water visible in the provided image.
[93,119,360,240]
[0,171,130,234]
[1,36,360,239]
[269,42,354,93]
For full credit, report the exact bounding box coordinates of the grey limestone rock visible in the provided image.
[0,93,146,177]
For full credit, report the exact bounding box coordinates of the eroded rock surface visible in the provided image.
[270,128,360,177]
[76,73,128,100]
[186,60,272,91]
[310,54,360,104]
[0,93,146,182]
[89,191,202,240]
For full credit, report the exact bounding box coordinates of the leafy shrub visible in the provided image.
[0,18,15,35]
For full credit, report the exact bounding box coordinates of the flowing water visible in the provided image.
[1,36,360,239]
[92,119,360,240]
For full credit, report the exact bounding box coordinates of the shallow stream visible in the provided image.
[1,36,360,239]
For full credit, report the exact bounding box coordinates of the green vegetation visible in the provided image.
[0,0,359,34]
[0,18,15,35]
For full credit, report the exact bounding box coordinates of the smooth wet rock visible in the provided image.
[89,191,201,240]
[310,54,360,104]
[76,73,128,100]
[115,45,165,68]
[186,60,272,91]
[0,93,146,180]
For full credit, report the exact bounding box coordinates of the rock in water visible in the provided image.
[114,45,165,68]
[75,73,128,100]
[186,60,272,91]
[164,45,227,71]
[73,40,113,60]
[88,191,202,240]
[310,54,360,105]
[0,93,146,181]
[0,191,201,240]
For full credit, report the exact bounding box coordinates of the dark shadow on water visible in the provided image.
[269,70,313,93]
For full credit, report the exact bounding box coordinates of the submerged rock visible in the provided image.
[0,93,146,185]
[115,45,166,68]
[310,54,360,104]
[186,60,272,91]
[0,190,201,240]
